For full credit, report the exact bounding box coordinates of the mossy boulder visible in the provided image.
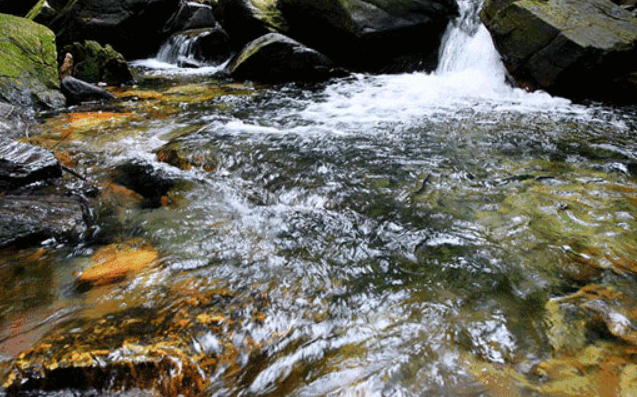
[481,0,637,101]
[61,41,133,85]
[229,33,337,82]
[278,0,459,72]
[0,14,65,112]
[215,0,288,48]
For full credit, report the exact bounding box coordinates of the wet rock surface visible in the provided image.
[0,186,91,248]
[0,14,65,112]
[0,138,62,190]
[481,0,637,100]
[215,0,288,48]
[229,33,336,82]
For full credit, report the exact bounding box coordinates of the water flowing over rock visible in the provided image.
[61,41,133,85]
[481,0,637,101]
[44,0,181,59]
[278,0,459,72]
[0,14,65,112]
[157,28,231,67]
[229,33,337,82]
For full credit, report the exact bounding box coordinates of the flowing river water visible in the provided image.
[2,0,637,396]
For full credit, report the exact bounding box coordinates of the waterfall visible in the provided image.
[435,0,509,90]
[156,31,208,68]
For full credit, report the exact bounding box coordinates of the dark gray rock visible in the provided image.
[0,138,62,191]
[0,190,90,248]
[61,76,116,105]
[278,0,459,72]
[481,0,637,101]
[215,0,288,48]
[44,0,181,59]
[229,33,337,82]
[111,160,176,208]
[163,1,217,34]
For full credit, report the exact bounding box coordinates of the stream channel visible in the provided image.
[2,0,637,396]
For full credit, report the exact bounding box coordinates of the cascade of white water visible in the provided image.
[156,31,206,67]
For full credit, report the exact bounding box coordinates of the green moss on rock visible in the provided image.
[0,13,65,111]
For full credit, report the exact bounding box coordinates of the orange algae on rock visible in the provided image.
[76,239,159,288]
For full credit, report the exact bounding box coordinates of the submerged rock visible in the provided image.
[76,239,159,289]
[278,0,459,72]
[62,41,134,86]
[481,0,637,101]
[229,33,336,82]
[61,76,116,105]
[0,138,62,190]
[0,14,65,112]
[4,278,268,396]
[44,0,181,59]
[155,138,218,171]
[111,160,177,208]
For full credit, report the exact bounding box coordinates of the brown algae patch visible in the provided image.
[3,277,270,396]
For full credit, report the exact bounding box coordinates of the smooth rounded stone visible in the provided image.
[163,1,217,34]
[481,0,637,101]
[0,14,65,112]
[0,190,90,248]
[155,139,218,171]
[61,41,134,86]
[111,160,177,208]
[156,27,231,66]
[215,0,288,47]
[0,138,62,190]
[278,0,459,72]
[229,33,336,82]
[43,0,181,59]
[61,76,116,105]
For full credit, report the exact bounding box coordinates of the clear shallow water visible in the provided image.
[2,1,637,396]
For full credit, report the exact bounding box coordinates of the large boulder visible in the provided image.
[229,33,337,82]
[61,41,134,85]
[44,0,181,59]
[0,14,65,112]
[162,1,217,34]
[214,0,288,47]
[481,0,637,101]
[278,0,459,72]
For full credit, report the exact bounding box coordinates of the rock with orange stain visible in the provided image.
[76,240,159,288]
